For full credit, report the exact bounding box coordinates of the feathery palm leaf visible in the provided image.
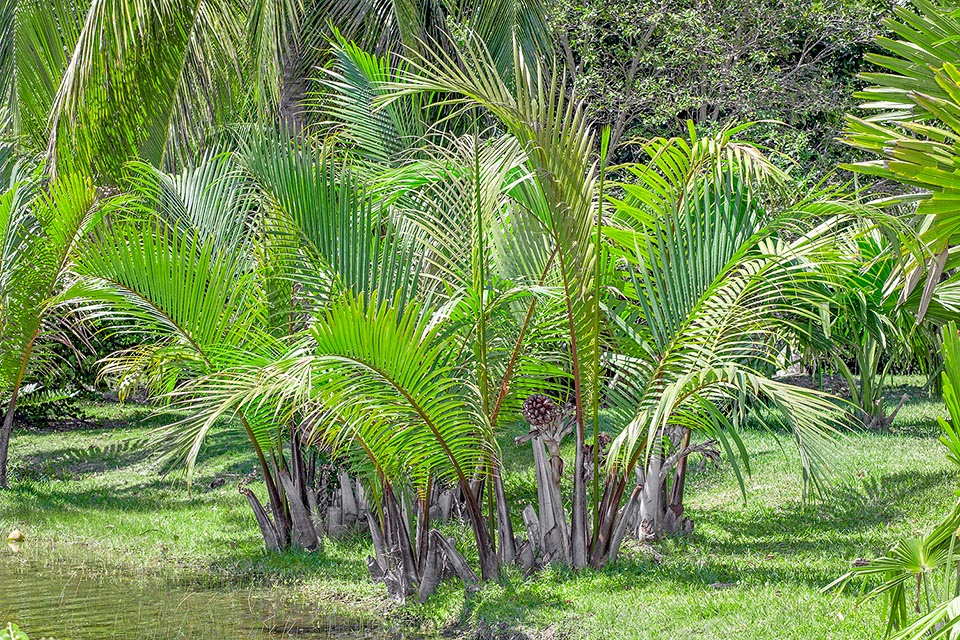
[0,0,83,154]
[0,170,101,485]
[46,0,245,177]
[604,129,856,496]
[163,293,493,495]
[841,1,960,317]
[240,131,425,311]
[384,37,607,562]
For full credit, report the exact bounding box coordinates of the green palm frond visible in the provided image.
[0,0,83,154]
[833,512,960,638]
[387,32,604,425]
[393,133,529,286]
[162,294,493,494]
[47,0,246,177]
[320,37,428,165]
[124,151,257,256]
[451,0,551,81]
[241,130,425,310]
[830,325,960,637]
[855,0,960,124]
[247,0,303,116]
[307,294,493,491]
[62,217,267,388]
[840,2,960,316]
[0,171,101,488]
[603,129,862,497]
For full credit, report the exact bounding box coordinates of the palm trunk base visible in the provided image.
[243,465,370,552]
[365,494,480,603]
[0,392,19,489]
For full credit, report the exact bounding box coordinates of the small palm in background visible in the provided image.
[830,321,960,639]
[0,165,105,487]
[0,621,30,640]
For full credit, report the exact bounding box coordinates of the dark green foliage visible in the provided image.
[551,0,891,175]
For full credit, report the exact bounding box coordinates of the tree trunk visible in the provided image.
[493,468,516,565]
[460,479,500,580]
[416,478,434,575]
[417,529,441,602]
[608,483,643,563]
[667,429,692,520]
[589,474,627,569]
[366,478,482,603]
[242,488,282,552]
[0,388,19,488]
[531,431,570,563]
[632,435,716,541]
[639,452,664,538]
[279,39,307,134]
[278,470,321,550]
[384,484,420,594]
[571,427,588,568]
[433,530,479,586]
[243,425,367,551]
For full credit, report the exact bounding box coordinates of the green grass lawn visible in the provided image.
[0,390,955,639]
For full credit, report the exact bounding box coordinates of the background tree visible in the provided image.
[551,0,890,173]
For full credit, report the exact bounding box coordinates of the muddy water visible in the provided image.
[0,548,404,639]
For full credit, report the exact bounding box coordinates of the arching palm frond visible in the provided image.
[385,37,607,564]
[241,131,425,312]
[54,175,294,492]
[306,294,492,492]
[841,0,960,318]
[854,0,960,124]
[0,170,101,486]
[604,129,857,499]
[247,0,303,117]
[462,0,550,81]
[61,215,267,397]
[47,0,246,178]
[156,292,498,571]
[320,38,429,166]
[123,151,258,257]
[391,131,568,428]
[831,324,960,638]
[0,0,84,154]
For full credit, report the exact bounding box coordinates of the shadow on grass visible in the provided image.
[12,423,255,481]
[3,416,383,592]
[663,467,950,587]
[436,568,573,638]
[2,391,949,637]
[15,438,153,477]
[445,462,952,637]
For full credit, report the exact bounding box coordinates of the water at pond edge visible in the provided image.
[0,543,413,639]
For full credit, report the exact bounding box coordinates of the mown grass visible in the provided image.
[0,388,955,639]
[0,402,386,621]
